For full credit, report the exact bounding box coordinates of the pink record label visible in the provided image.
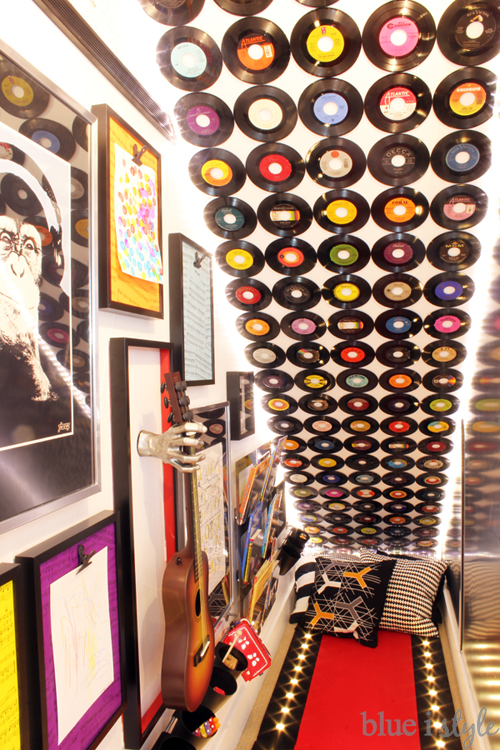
[379,17,419,57]
[379,87,417,121]
[291,317,317,334]
[186,105,220,135]
[443,195,476,221]
[434,315,461,333]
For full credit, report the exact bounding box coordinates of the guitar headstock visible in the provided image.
[163,372,193,426]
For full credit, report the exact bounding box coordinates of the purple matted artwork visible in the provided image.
[39,523,121,750]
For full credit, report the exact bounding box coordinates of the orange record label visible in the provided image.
[326,199,357,225]
[201,159,233,186]
[237,34,275,70]
[245,318,270,335]
[389,373,413,388]
[449,82,487,116]
[268,397,290,410]
[306,25,345,63]
[384,197,416,223]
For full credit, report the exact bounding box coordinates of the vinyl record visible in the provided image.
[419,417,456,437]
[1,173,42,215]
[293,495,320,509]
[283,435,308,453]
[189,148,245,196]
[295,368,335,392]
[351,489,383,503]
[70,167,88,210]
[38,292,64,322]
[336,369,378,393]
[281,311,326,341]
[139,0,204,25]
[291,8,361,77]
[331,341,375,368]
[342,416,379,435]
[471,368,500,392]
[282,454,310,470]
[258,193,312,237]
[327,310,374,340]
[416,456,450,472]
[306,137,366,189]
[214,0,273,15]
[234,86,296,142]
[345,459,379,479]
[246,143,305,193]
[0,61,50,118]
[57,348,88,373]
[381,417,418,436]
[255,368,294,392]
[422,340,467,368]
[427,231,481,272]
[364,73,432,133]
[267,415,303,435]
[72,116,88,152]
[368,134,429,187]
[273,275,321,310]
[372,233,426,274]
[225,278,272,311]
[287,341,330,368]
[381,437,417,454]
[245,341,286,368]
[383,487,414,501]
[314,189,370,233]
[320,493,351,508]
[60,290,89,320]
[156,27,222,92]
[299,393,337,415]
[377,340,420,368]
[322,274,371,309]
[437,0,500,66]
[222,18,290,84]
[372,273,422,308]
[204,197,257,239]
[424,308,471,339]
[339,394,378,416]
[327,524,352,536]
[285,469,314,485]
[371,187,429,232]
[362,1,436,72]
[379,368,421,392]
[308,436,343,453]
[71,210,89,247]
[356,525,384,537]
[430,185,487,231]
[261,393,298,416]
[175,93,234,147]
[298,78,363,137]
[375,309,422,340]
[384,499,414,513]
[317,234,370,274]
[352,499,383,512]
[315,467,346,484]
[418,437,454,454]
[423,272,474,307]
[433,67,496,129]
[422,369,463,393]
[324,511,351,526]
[216,240,264,277]
[381,455,415,471]
[18,118,76,161]
[0,141,25,167]
[379,394,419,415]
[236,311,280,341]
[265,237,316,276]
[431,130,491,183]
[39,322,76,349]
[344,436,380,453]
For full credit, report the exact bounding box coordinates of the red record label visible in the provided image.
[259,153,293,182]
[388,420,410,433]
[277,247,305,267]
[236,285,262,304]
[383,241,413,264]
[341,347,366,363]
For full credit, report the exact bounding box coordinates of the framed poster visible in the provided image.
[93,104,163,318]
[169,233,215,386]
[0,41,98,533]
[109,338,176,748]
[227,372,255,440]
[0,563,29,750]
[15,512,123,750]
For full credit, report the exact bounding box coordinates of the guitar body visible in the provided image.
[161,546,215,711]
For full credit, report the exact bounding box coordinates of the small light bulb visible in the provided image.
[286,692,294,699]
[423,640,430,646]
[433,721,441,728]
[425,664,433,670]
[436,741,445,748]
[424,651,432,657]
[291,678,298,685]
[282,707,290,714]
[429,690,437,696]
[427,676,435,682]
[294,666,302,672]
[276,723,285,731]
[431,705,440,711]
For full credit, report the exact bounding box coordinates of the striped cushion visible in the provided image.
[358,551,447,637]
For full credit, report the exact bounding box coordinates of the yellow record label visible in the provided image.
[75,218,89,239]
[384,197,416,223]
[245,318,270,336]
[431,346,456,362]
[226,248,253,269]
[334,282,360,302]
[304,374,328,389]
[449,82,487,116]
[201,159,233,187]
[268,397,289,411]
[306,25,345,63]
[350,420,371,432]
[326,199,357,225]
[317,457,337,467]
[471,420,500,433]
[1,75,34,106]
[427,421,449,433]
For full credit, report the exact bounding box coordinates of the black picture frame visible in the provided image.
[169,233,215,386]
[15,511,124,750]
[227,372,255,440]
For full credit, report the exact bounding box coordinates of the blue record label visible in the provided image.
[171,42,207,78]
[313,93,349,125]
[385,315,412,333]
[445,142,480,173]
[215,206,245,231]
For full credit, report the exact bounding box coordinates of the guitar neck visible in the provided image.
[184,454,204,585]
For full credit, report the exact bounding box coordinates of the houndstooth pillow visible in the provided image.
[358,550,448,637]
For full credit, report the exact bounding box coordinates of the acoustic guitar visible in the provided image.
[160,372,214,711]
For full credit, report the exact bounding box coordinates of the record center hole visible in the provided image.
[393,204,407,216]
[391,154,407,168]
[347,351,359,358]
[389,97,406,112]
[317,36,334,53]
[276,210,292,221]
[242,291,254,300]
[447,247,461,256]
[337,250,351,260]
[291,289,303,298]
[390,29,408,47]
[11,84,25,99]
[438,350,450,358]
[269,162,283,175]
[17,189,28,200]
[298,322,310,330]
[341,288,353,297]
[452,201,467,214]
[323,101,338,115]
[329,157,344,171]
[257,107,273,122]
[467,20,484,39]
[252,323,264,331]
[393,320,405,328]
[248,43,264,60]
[196,114,211,128]
[394,377,406,384]
[210,167,225,179]
[39,137,53,149]
[390,286,404,296]
[435,401,446,408]
[335,206,349,218]
[442,320,454,328]
[224,213,237,224]
[302,351,314,359]
[443,285,456,295]
[269,377,279,384]
[352,400,363,407]
[455,150,470,164]
[284,251,298,262]
[181,52,198,69]
[460,91,478,106]
[393,351,404,358]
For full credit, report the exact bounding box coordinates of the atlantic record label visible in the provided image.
[362,1,436,72]
[189,148,245,196]
[318,234,370,274]
[314,189,370,233]
[0,61,50,118]
[246,143,305,192]
[431,130,491,184]
[367,134,429,187]
[273,275,321,311]
[222,18,290,84]
[265,237,316,276]
[322,274,371,309]
[371,187,429,232]
[291,8,362,77]
[258,192,312,237]
[298,78,364,137]
[327,310,374,340]
[216,240,265,277]
[306,137,366,189]
[205,197,257,239]
[175,93,234,147]
[281,310,326,341]
[364,73,432,133]
[433,67,496,129]
[234,85,297,142]
[430,184,487,231]
[157,26,222,92]
[437,0,500,66]
[139,0,204,26]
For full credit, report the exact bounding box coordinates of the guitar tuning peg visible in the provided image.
[163,396,169,410]
[160,382,166,393]
[179,396,190,406]
[167,412,174,423]
[175,381,187,391]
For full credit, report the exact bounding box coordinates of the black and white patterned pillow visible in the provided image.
[292,555,396,648]
[290,553,353,623]
[358,550,448,637]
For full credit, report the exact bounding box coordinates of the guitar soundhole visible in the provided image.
[195,588,201,618]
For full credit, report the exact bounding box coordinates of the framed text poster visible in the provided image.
[93,104,163,318]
